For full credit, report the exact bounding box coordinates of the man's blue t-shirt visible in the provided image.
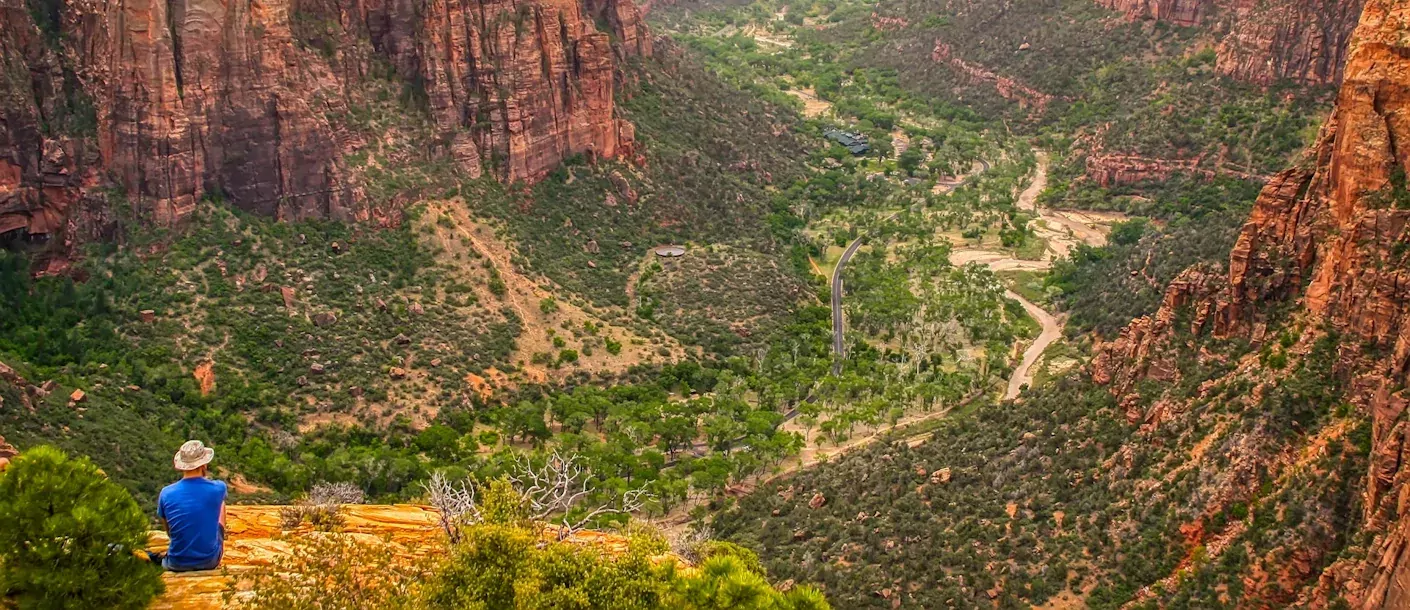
[157,478,227,568]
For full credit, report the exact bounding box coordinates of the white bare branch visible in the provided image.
[423,471,481,542]
[508,451,655,540]
[307,481,365,506]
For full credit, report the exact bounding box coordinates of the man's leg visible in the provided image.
[162,553,222,572]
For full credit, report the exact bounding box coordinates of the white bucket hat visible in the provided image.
[173,440,215,471]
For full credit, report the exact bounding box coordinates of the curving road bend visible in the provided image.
[829,233,868,374]
[1002,290,1058,399]
[947,153,1077,400]
[828,153,1085,401]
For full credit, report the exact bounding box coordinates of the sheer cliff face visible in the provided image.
[1097,0,1362,86]
[0,0,649,235]
[344,0,651,184]
[1093,0,1410,605]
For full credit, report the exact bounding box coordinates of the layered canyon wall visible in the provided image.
[0,0,650,242]
[1096,0,1362,87]
[1091,0,1410,605]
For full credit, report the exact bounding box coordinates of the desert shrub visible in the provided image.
[0,446,164,609]
[417,523,828,609]
[233,533,424,609]
[279,481,367,530]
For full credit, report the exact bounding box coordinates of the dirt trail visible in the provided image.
[948,153,1112,400]
[1003,289,1059,399]
[424,200,678,382]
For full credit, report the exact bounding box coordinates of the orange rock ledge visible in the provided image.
[146,504,660,609]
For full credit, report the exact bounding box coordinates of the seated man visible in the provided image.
[155,440,227,572]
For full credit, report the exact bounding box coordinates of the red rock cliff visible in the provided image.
[1094,0,1212,27]
[1091,0,1410,604]
[0,0,649,236]
[1096,0,1362,86]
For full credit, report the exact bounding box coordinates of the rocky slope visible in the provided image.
[0,0,650,244]
[1096,0,1363,86]
[1091,0,1410,604]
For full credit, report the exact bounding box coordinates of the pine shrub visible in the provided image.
[0,446,164,609]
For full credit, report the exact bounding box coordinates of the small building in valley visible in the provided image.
[823,129,870,155]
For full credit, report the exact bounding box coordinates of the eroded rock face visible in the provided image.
[337,0,650,183]
[1213,0,1363,87]
[1084,154,1268,187]
[1094,0,1211,27]
[1092,0,1410,604]
[930,41,1054,111]
[0,7,100,246]
[64,0,359,224]
[1095,0,1362,86]
[0,0,649,237]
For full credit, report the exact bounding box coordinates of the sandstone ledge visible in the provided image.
[147,504,650,609]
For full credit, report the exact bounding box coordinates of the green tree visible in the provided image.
[898,148,925,175]
[0,446,165,609]
[673,556,829,610]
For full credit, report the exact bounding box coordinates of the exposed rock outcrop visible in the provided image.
[1091,0,1410,604]
[1095,0,1362,86]
[1084,153,1268,187]
[0,0,650,241]
[0,435,16,471]
[149,504,677,610]
[0,6,102,247]
[1094,0,1211,27]
[930,42,1055,112]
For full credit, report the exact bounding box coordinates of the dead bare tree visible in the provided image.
[308,481,365,505]
[423,471,481,542]
[509,451,652,540]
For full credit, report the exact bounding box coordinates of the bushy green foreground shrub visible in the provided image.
[422,524,827,609]
[0,446,164,609]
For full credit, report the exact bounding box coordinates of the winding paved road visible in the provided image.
[829,230,870,374]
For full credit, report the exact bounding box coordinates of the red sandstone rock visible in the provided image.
[1093,1,1410,605]
[930,42,1055,112]
[193,361,216,397]
[1094,0,1362,87]
[1084,154,1268,187]
[1,0,651,246]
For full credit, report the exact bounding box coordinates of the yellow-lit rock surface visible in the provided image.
[148,504,656,609]
[148,504,441,609]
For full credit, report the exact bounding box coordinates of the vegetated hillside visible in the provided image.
[716,1,1410,608]
[0,30,818,507]
[1045,176,1263,338]
[468,42,814,314]
[655,0,1331,187]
